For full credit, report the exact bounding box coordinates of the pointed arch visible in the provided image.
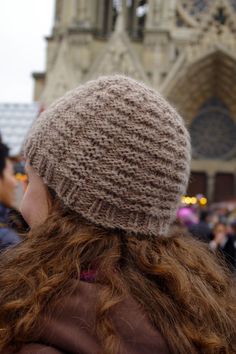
[161,47,236,126]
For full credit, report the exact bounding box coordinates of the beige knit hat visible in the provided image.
[24,75,191,236]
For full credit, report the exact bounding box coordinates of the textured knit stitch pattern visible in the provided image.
[24,75,191,236]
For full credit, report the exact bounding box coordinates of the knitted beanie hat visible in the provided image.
[24,75,191,236]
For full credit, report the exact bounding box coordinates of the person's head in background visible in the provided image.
[213,222,227,237]
[212,222,229,246]
[199,209,209,223]
[0,141,17,208]
[207,211,219,229]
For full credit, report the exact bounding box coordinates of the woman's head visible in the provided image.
[1,76,236,354]
[23,75,191,236]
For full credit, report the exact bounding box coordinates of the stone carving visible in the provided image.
[184,1,236,63]
[85,6,149,83]
[179,0,210,21]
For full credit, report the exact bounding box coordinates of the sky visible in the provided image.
[0,0,55,103]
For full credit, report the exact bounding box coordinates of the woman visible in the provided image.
[210,222,236,270]
[0,75,235,354]
[0,141,20,252]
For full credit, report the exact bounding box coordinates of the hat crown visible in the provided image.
[24,75,191,236]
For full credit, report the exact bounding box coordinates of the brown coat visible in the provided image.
[3,281,169,354]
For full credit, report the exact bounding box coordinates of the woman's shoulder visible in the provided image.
[36,280,170,354]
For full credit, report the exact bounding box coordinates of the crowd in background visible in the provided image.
[176,203,236,271]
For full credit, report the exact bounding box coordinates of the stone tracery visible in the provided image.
[190,98,236,159]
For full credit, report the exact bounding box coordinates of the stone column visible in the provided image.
[61,0,75,27]
[107,0,113,34]
[146,0,177,30]
[96,0,105,34]
[130,0,139,38]
[87,0,98,30]
[76,0,94,28]
[55,0,63,26]
[207,172,216,203]
[145,0,163,29]
[162,0,176,27]
[152,30,170,87]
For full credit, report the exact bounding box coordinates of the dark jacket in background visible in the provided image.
[219,235,236,270]
[188,221,211,243]
[3,281,170,354]
[0,203,20,252]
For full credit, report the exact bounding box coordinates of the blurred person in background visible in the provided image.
[176,206,198,230]
[207,210,219,230]
[209,222,236,271]
[229,220,236,243]
[0,141,20,252]
[0,76,235,354]
[188,210,211,243]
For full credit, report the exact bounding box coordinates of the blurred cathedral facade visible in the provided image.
[33,0,236,203]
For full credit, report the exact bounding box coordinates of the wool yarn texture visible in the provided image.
[24,75,191,236]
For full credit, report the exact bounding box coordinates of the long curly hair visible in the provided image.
[0,197,236,354]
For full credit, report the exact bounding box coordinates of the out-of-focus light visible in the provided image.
[15,173,28,182]
[185,197,191,204]
[191,197,197,204]
[200,197,207,205]
[182,195,207,205]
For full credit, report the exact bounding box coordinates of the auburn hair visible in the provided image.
[0,197,235,354]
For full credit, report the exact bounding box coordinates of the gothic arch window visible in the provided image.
[95,0,117,38]
[189,97,236,159]
[95,0,148,40]
[126,0,148,40]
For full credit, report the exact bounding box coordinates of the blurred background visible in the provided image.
[1,0,236,267]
